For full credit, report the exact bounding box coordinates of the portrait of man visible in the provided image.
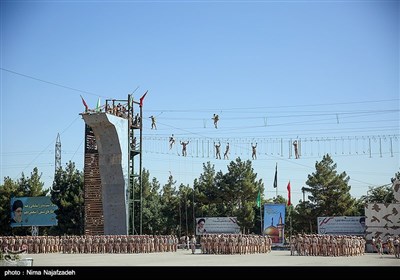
[11,199,23,224]
[196,218,206,234]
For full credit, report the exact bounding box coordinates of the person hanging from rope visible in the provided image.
[214,142,221,159]
[150,115,157,130]
[212,113,219,129]
[169,134,175,150]
[293,140,299,159]
[180,140,190,157]
[224,142,230,160]
[251,143,257,160]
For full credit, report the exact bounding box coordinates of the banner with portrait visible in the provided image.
[10,196,58,227]
[195,217,240,235]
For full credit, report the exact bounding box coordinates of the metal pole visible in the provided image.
[192,188,195,235]
[275,163,278,198]
[80,187,84,235]
[179,198,182,237]
[185,190,188,238]
[289,207,292,239]
[260,203,263,235]
[288,206,293,249]
[128,94,136,235]
[139,103,143,235]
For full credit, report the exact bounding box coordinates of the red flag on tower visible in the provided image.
[139,90,148,107]
[80,95,89,112]
[287,181,291,206]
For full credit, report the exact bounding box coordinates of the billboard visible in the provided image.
[10,196,58,227]
[195,217,240,235]
[317,216,365,235]
[263,204,286,245]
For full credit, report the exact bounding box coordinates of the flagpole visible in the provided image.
[275,163,278,197]
[260,203,263,235]
[288,205,293,246]
[273,162,278,198]
[257,189,262,235]
[290,207,292,238]
[287,181,292,241]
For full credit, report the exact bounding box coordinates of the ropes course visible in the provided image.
[141,134,399,160]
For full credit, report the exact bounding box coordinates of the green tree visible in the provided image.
[51,161,84,235]
[0,177,19,235]
[292,200,316,234]
[304,154,357,233]
[21,167,48,197]
[141,170,163,234]
[160,174,179,235]
[361,185,394,204]
[193,162,219,217]
[193,158,264,234]
[178,184,195,237]
[218,158,263,233]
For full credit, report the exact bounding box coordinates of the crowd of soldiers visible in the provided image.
[0,235,179,254]
[289,234,366,257]
[103,102,129,118]
[372,235,400,258]
[3,233,398,257]
[101,102,142,130]
[198,234,272,255]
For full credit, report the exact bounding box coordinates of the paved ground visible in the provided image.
[17,249,400,267]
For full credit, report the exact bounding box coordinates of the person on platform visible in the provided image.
[224,142,230,160]
[180,140,190,157]
[214,142,221,159]
[169,134,175,150]
[251,143,257,160]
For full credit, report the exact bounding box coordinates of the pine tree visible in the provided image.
[160,174,178,235]
[51,161,84,235]
[305,154,357,232]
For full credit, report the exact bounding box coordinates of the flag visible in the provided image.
[139,90,148,107]
[80,95,89,112]
[256,189,261,208]
[273,163,277,188]
[287,181,291,206]
[96,97,101,112]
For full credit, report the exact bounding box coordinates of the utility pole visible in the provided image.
[185,190,188,238]
[192,188,195,236]
[179,198,182,237]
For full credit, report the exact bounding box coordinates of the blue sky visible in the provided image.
[1,0,399,206]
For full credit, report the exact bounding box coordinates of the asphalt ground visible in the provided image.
[0,249,400,280]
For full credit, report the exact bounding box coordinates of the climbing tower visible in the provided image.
[80,94,143,235]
